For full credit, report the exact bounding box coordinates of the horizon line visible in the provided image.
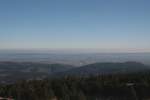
[0,48,150,54]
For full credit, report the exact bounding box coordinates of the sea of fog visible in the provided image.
[0,50,150,66]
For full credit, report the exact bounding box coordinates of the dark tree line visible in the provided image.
[0,72,150,100]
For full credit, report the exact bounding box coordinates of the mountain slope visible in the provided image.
[56,62,150,76]
[0,62,74,83]
[0,61,149,83]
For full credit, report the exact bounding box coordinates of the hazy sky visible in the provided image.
[0,0,150,52]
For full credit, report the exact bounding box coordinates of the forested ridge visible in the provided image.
[0,62,149,84]
[0,72,150,100]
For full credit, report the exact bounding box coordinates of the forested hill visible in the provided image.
[0,62,150,100]
[0,62,74,83]
[55,62,150,76]
[0,61,149,83]
[0,72,150,100]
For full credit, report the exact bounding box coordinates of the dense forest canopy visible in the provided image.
[0,72,150,100]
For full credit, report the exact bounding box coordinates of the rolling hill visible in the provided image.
[0,61,149,83]
[55,62,150,76]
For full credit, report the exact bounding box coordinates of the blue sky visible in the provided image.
[0,0,150,52]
